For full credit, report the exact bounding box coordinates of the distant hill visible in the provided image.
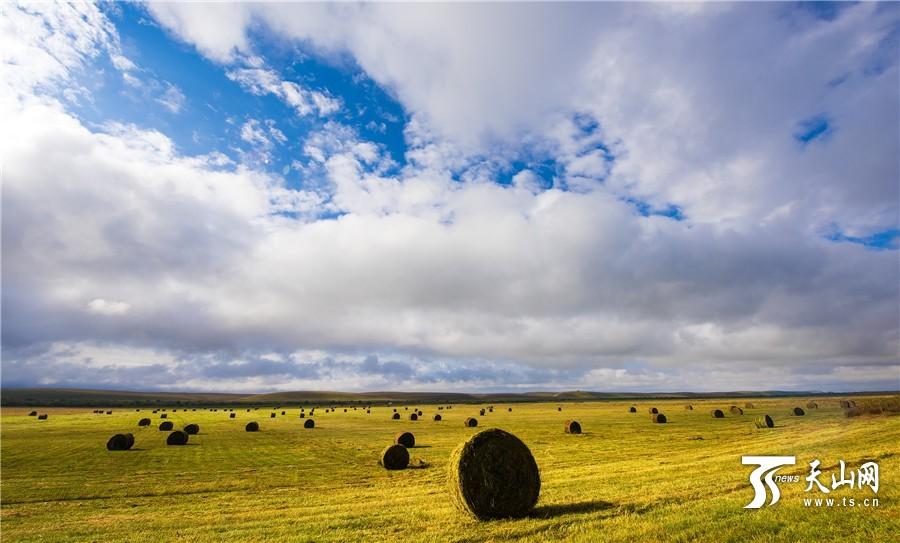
[1,387,893,407]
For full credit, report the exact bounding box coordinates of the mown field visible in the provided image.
[2,397,898,542]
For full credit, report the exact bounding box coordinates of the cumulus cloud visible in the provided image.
[1,2,897,392]
[226,65,341,117]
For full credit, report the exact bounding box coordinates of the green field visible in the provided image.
[2,397,898,542]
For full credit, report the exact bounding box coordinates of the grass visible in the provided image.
[1,397,898,542]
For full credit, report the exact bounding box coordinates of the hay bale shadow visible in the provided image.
[531,500,616,518]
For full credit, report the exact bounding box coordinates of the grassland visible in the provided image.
[2,396,898,542]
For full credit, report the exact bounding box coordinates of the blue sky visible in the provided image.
[1,2,898,393]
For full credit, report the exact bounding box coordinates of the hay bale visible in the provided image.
[651,413,667,423]
[409,413,418,421]
[28,411,37,416]
[557,407,562,412]
[629,406,637,413]
[380,444,410,470]
[843,407,862,418]
[229,413,236,419]
[508,407,512,412]
[433,414,442,421]
[106,433,134,451]
[792,407,805,416]
[417,410,423,416]
[564,420,582,434]
[270,413,276,418]
[806,401,818,409]
[479,409,485,416]
[464,417,478,428]
[167,430,189,445]
[184,424,200,435]
[488,407,493,413]
[160,413,168,419]
[755,415,774,428]
[366,410,371,414]
[685,405,693,410]
[447,428,540,520]
[392,413,400,420]
[138,418,151,426]
[744,402,755,408]
[300,413,305,418]
[649,407,658,414]
[281,411,286,415]
[730,406,744,415]
[159,421,174,431]
[840,400,856,409]
[245,422,260,432]
[106,411,112,415]
[304,419,315,429]
[395,431,415,448]
[37,414,48,420]
[711,409,724,418]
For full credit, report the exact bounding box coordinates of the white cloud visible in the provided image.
[226,66,340,117]
[155,81,186,113]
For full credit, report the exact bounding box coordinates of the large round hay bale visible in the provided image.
[124,433,135,449]
[755,415,774,428]
[711,409,724,418]
[434,414,442,421]
[409,413,418,421]
[245,422,259,432]
[28,411,37,416]
[37,414,48,420]
[380,444,410,470]
[464,417,478,428]
[392,413,400,420]
[806,401,818,409]
[106,433,134,451]
[730,406,744,415]
[167,430,189,445]
[629,406,637,413]
[685,405,693,410]
[184,424,200,435]
[304,419,315,429]
[564,420,582,434]
[447,428,540,520]
[651,413,667,423]
[229,413,236,418]
[792,407,805,416]
[649,407,658,414]
[138,418,151,426]
[395,431,415,448]
[159,421,174,431]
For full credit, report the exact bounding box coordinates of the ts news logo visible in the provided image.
[742,456,798,508]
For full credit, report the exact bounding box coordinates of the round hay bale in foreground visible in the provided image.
[184,423,200,435]
[28,411,37,416]
[629,406,637,413]
[711,409,724,418]
[649,407,658,414]
[380,444,410,470]
[651,413,667,423]
[304,419,315,429]
[447,428,540,520]
[229,413,236,418]
[167,430,189,445]
[755,415,774,428]
[409,413,418,421]
[392,413,400,420]
[106,433,134,451]
[138,418,151,426]
[464,417,478,428]
[564,420,582,434]
[245,422,259,432]
[159,421,174,431]
[395,431,415,448]
[433,414,442,421]
[37,414,48,420]
[792,407,805,416]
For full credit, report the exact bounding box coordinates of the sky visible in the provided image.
[1,1,898,394]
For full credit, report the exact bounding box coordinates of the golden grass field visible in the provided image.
[2,396,898,542]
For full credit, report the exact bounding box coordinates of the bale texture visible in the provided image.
[564,420,582,434]
[447,428,540,520]
[167,430,189,445]
[380,444,410,470]
[395,431,415,448]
